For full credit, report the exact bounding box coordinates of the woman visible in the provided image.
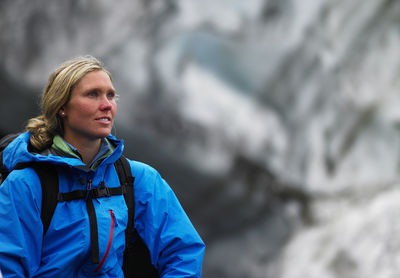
[0,56,205,277]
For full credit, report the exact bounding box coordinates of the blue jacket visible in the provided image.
[0,133,205,277]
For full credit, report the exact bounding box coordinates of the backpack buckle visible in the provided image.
[91,186,111,198]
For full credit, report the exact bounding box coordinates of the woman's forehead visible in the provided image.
[73,70,114,91]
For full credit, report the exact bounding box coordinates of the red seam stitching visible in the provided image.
[94,210,114,272]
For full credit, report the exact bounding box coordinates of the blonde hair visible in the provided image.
[26,55,112,150]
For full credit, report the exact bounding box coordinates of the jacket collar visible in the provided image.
[2,132,124,171]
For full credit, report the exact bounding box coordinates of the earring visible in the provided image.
[60,112,65,117]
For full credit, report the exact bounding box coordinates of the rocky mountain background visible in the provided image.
[1,0,400,277]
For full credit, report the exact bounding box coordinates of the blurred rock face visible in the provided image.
[1,0,400,277]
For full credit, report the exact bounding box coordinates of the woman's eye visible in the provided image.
[88,91,98,97]
[107,92,115,100]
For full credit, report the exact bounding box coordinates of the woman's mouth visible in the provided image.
[96,117,111,123]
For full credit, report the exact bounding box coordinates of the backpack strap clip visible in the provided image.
[91,186,111,198]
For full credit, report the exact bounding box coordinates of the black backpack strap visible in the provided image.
[0,133,21,148]
[0,152,7,184]
[114,156,160,278]
[114,156,135,249]
[0,133,21,183]
[86,188,100,264]
[14,162,59,236]
[34,163,59,236]
[57,186,127,202]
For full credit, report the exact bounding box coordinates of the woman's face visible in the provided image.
[60,70,117,145]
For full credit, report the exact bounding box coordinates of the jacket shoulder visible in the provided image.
[127,159,160,179]
[124,158,171,196]
[1,166,43,207]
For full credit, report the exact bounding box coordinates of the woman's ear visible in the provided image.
[58,108,66,117]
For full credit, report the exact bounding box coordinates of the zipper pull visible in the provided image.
[85,179,93,200]
[87,179,93,190]
[110,210,117,227]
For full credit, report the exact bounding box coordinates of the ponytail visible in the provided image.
[25,115,60,150]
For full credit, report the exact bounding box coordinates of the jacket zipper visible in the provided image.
[94,210,115,273]
[85,179,92,200]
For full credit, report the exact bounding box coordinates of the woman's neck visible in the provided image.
[63,136,102,165]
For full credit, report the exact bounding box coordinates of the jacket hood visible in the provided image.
[2,132,124,171]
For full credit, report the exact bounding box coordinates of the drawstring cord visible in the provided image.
[94,210,115,273]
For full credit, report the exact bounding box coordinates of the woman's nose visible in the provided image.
[99,95,112,110]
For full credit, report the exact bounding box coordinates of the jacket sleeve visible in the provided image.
[131,161,205,278]
[0,168,43,277]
